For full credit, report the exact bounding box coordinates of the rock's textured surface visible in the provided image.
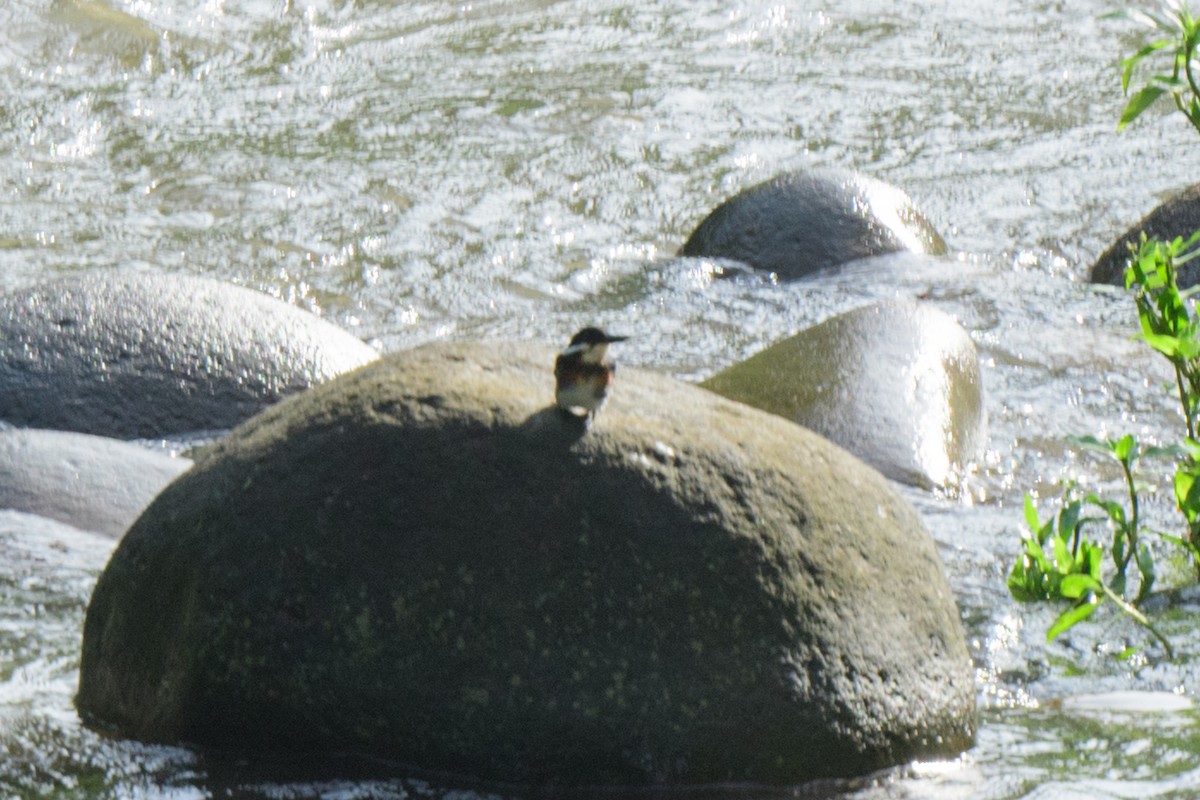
[1091,184,1200,288]
[680,169,947,280]
[0,429,191,537]
[0,270,378,438]
[78,342,974,786]
[701,300,985,488]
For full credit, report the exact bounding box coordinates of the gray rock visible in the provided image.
[680,169,947,280]
[0,270,378,438]
[78,342,975,787]
[0,428,191,537]
[1092,184,1200,288]
[701,300,985,489]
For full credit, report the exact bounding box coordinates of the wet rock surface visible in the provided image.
[78,341,974,787]
[0,428,191,537]
[1091,183,1200,287]
[701,299,986,489]
[680,169,948,280]
[0,270,378,438]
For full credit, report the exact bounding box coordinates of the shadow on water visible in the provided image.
[188,747,888,800]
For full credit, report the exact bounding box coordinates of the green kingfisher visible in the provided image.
[554,327,628,422]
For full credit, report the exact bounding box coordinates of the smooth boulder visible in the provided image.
[701,300,985,488]
[680,168,947,280]
[0,428,191,537]
[77,342,975,787]
[0,270,378,438]
[1091,183,1200,287]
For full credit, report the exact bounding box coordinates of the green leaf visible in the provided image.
[1007,563,1027,595]
[1115,645,1143,661]
[1160,532,1200,561]
[1007,560,1045,602]
[1148,73,1187,91]
[1023,494,1041,534]
[1053,532,1072,571]
[1175,336,1200,360]
[1137,331,1183,357]
[1047,598,1101,641]
[1125,37,1179,59]
[1175,464,1200,523]
[1137,544,1157,597]
[1102,9,1177,33]
[1141,444,1182,460]
[1085,541,1104,580]
[1178,229,1200,266]
[1087,495,1127,527]
[1060,573,1101,599]
[1058,500,1083,539]
[1022,536,1054,574]
[1119,85,1167,129]
[1113,434,1137,462]
[1066,434,1109,454]
[1066,434,1141,466]
[1117,39,1178,91]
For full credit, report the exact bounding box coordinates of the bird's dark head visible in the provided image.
[567,327,628,347]
[561,327,629,363]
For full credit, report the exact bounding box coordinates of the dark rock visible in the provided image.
[680,169,947,280]
[0,270,378,438]
[701,300,985,489]
[0,429,191,537]
[1092,183,1200,287]
[77,341,975,787]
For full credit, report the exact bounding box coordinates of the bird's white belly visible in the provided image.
[557,380,606,415]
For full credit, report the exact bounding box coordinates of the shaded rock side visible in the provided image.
[0,429,191,538]
[680,168,948,280]
[0,270,378,438]
[1091,183,1200,288]
[77,342,975,787]
[701,300,985,489]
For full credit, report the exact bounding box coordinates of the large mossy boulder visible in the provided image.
[0,429,191,538]
[0,270,378,438]
[1091,183,1200,288]
[680,168,947,280]
[701,300,985,489]
[77,342,975,787]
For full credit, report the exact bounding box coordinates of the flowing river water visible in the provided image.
[3,0,1200,797]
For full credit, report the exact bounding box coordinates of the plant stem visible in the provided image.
[1187,37,1200,134]
[1100,583,1175,660]
[1177,363,1197,440]
[1121,457,1140,582]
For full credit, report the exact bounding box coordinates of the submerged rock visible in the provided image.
[680,168,947,280]
[1091,183,1200,288]
[0,270,378,438]
[701,300,985,489]
[0,429,191,538]
[78,342,975,787]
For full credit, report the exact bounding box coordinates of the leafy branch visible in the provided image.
[1106,1,1200,135]
[1007,2,1200,659]
[1009,233,1200,656]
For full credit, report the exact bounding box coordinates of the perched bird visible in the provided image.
[554,327,628,423]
